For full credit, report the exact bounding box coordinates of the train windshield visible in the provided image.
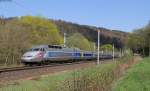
[28,48,40,51]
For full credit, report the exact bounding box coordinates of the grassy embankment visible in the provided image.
[113,57,150,91]
[0,51,134,91]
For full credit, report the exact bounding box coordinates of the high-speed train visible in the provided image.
[21,45,97,65]
[21,45,120,65]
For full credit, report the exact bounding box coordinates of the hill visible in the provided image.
[1,16,128,49]
[53,20,128,48]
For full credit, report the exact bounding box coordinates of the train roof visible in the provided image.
[32,45,64,49]
[30,45,94,52]
[31,45,80,50]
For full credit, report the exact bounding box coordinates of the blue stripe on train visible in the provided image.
[73,52,81,57]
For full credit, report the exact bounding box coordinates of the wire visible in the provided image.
[11,0,36,15]
[0,0,37,16]
[0,1,10,16]
[0,0,12,2]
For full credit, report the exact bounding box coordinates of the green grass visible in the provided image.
[58,62,118,91]
[113,58,150,91]
[0,62,118,91]
[0,71,75,91]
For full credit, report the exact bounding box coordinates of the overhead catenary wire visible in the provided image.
[0,0,37,15]
[0,0,12,17]
[0,0,12,2]
[11,0,36,15]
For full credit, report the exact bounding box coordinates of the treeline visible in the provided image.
[127,22,150,56]
[53,20,128,49]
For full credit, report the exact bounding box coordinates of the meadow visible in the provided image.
[113,57,150,91]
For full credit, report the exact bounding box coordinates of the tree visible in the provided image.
[19,16,63,45]
[126,23,150,56]
[100,44,113,51]
[66,33,94,51]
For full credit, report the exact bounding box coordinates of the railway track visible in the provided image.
[0,58,116,74]
[0,60,96,73]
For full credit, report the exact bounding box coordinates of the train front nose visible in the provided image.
[21,55,34,63]
[21,51,38,62]
[21,51,44,63]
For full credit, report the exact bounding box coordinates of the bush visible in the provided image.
[57,63,117,91]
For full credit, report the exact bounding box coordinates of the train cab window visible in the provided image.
[40,48,45,52]
[32,48,40,51]
[27,48,45,52]
[27,48,40,51]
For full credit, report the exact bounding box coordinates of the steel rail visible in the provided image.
[0,61,95,73]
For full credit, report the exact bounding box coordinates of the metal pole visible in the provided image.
[97,30,100,64]
[64,33,66,47]
[113,44,115,61]
[94,43,96,52]
[120,48,122,57]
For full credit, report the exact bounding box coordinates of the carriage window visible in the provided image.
[74,53,81,56]
[83,54,92,56]
[48,45,62,49]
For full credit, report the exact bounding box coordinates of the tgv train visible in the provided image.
[21,45,97,65]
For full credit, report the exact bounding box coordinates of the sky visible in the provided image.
[0,0,150,32]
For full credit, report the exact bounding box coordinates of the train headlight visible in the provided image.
[36,52,44,58]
